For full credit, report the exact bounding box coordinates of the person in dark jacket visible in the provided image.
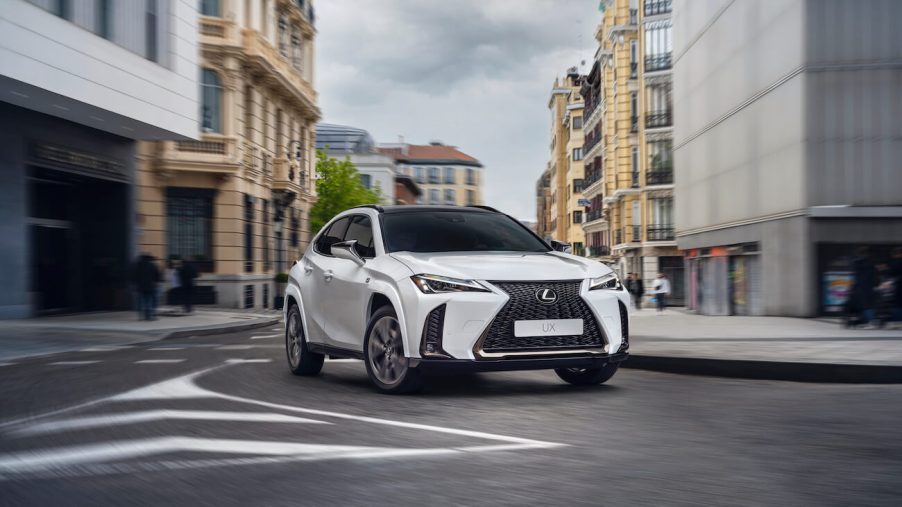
[178,258,198,313]
[848,248,876,326]
[626,272,644,310]
[891,248,902,321]
[133,254,161,321]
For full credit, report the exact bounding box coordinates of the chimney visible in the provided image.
[429,140,443,146]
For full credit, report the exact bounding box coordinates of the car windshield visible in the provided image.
[381,211,550,253]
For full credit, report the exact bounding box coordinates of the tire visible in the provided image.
[363,306,422,394]
[285,303,324,376]
[554,364,619,386]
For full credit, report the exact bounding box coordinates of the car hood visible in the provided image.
[388,251,612,282]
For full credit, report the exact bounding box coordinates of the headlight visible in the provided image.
[589,272,622,291]
[411,274,490,294]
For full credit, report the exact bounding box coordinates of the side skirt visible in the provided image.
[308,343,365,360]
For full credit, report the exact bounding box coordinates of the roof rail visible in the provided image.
[468,205,500,213]
[351,204,384,212]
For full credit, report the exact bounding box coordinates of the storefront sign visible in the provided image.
[823,271,853,313]
[29,143,127,182]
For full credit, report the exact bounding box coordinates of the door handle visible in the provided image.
[323,270,334,282]
[303,264,313,274]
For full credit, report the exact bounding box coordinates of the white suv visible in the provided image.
[283,205,630,393]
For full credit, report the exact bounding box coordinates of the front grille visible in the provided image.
[480,281,605,353]
[421,304,447,356]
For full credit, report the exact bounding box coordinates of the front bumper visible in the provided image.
[410,352,629,373]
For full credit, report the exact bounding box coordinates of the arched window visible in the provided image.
[201,69,222,133]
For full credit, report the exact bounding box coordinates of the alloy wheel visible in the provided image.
[367,315,407,385]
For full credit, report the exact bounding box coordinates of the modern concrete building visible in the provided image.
[545,68,587,256]
[674,0,902,316]
[378,142,484,207]
[315,123,397,204]
[0,0,199,318]
[579,0,683,304]
[137,0,320,310]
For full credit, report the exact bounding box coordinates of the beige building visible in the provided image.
[543,69,586,256]
[579,0,682,304]
[137,0,320,310]
[378,143,484,207]
[535,167,552,240]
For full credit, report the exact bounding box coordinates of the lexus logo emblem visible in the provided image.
[535,288,558,305]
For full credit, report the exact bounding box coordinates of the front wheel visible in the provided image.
[364,306,422,394]
[555,364,618,385]
[286,304,324,376]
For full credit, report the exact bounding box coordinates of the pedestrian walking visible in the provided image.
[166,257,181,307]
[178,257,198,313]
[133,254,161,320]
[652,272,670,312]
[891,248,902,322]
[626,272,644,310]
[846,248,876,327]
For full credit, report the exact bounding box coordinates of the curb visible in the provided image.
[161,316,282,340]
[622,355,902,384]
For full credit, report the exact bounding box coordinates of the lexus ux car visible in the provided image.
[283,205,630,393]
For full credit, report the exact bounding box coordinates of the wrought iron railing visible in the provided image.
[645,53,673,72]
[646,111,673,129]
[645,0,672,16]
[646,168,673,185]
[647,225,675,241]
[589,245,611,257]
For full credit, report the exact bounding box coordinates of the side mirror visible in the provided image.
[550,240,572,253]
[331,240,365,266]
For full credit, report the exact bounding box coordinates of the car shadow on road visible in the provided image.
[416,372,622,398]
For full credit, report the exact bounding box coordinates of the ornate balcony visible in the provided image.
[589,245,611,257]
[242,29,318,115]
[157,134,241,175]
[646,111,673,129]
[647,225,675,241]
[645,53,673,73]
[644,0,673,17]
[647,165,674,185]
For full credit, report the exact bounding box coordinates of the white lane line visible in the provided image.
[148,347,185,351]
[12,410,329,436]
[135,359,186,365]
[79,346,134,352]
[225,358,272,364]
[215,345,255,350]
[269,327,281,331]
[250,333,281,340]
[48,361,100,366]
[0,362,15,367]
[325,358,360,363]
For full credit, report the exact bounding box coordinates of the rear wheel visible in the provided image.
[364,306,422,394]
[286,304,324,376]
[555,364,618,385]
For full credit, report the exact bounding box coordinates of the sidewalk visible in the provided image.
[0,307,282,362]
[626,309,902,382]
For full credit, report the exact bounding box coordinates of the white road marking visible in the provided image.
[148,347,185,351]
[135,359,186,365]
[250,333,281,340]
[79,346,133,352]
[48,361,100,366]
[269,327,282,331]
[225,358,272,364]
[12,410,329,436]
[215,345,255,350]
[0,362,15,367]
[325,358,361,363]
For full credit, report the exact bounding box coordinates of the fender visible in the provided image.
[365,276,414,358]
[284,274,315,345]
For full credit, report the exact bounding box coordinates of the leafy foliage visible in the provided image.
[309,149,383,233]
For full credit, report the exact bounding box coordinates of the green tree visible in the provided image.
[309,149,383,233]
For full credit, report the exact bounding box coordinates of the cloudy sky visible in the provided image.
[315,0,599,220]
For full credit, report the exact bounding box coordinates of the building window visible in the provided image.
[278,13,289,56]
[291,29,302,70]
[466,189,475,206]
[428,167,440,184]
[443,167,455,184]
[96,0,112,38]
[244,194,254,272]
[429,189,439,205]
[201,69,222,133]
[145,0,158,61]
[466,168,476,185]
[645,19,673,72]
[244,285,254,309]
[166,188,214,272]
[414,167,425,183]
[360,173,372,189]
[631,147,639,187]
[573,210,583,224]
[573,178,585,193]
[572,116,582,129]
[200,0,220,16]
[290,212,299,247]
[444,189,456,205]
[572,147,583,161]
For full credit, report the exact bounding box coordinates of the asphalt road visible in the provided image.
[1,326,901,506]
